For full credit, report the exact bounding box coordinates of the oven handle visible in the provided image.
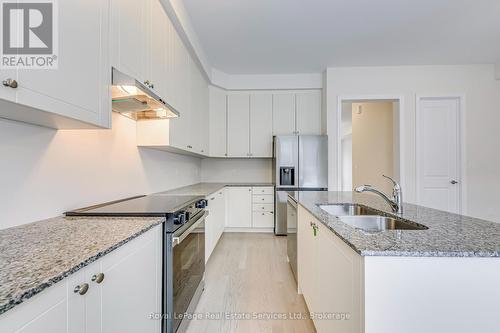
[172,211,208,248]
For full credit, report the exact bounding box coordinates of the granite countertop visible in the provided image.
[0,216,163,315]
[154,182,274,197]
[295,191,500,257]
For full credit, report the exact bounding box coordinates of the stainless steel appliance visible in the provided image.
[286,193,298,282]
[273,135,328,235]
[66,194,208,333]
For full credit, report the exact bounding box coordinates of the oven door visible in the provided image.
[172,211,206,332]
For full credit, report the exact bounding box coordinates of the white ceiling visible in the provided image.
[182,0,500,74]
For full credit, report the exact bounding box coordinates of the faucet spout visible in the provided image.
[354,176,403,214]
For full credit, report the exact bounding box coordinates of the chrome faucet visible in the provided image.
[354,175,403,214]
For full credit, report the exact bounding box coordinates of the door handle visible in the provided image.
[450,180,458,185]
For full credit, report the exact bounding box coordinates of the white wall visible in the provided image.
[201,158,272,183]
[0,113,201,229]
[326,64,500,222]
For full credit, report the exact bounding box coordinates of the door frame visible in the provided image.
[415,94,467,214]
[336,95,406,193]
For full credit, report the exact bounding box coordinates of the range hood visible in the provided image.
[111,68,180,121]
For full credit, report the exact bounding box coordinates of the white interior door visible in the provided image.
[417,97,461,213]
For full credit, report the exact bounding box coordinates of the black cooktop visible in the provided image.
[65,194,203,217]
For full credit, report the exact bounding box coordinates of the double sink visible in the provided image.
[319,204,428,232]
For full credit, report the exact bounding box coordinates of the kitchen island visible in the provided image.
[293,191,500,333]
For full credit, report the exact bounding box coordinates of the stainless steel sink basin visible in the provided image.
[319,204,428,232]
[319,204,379,216]
[338,216,428,232]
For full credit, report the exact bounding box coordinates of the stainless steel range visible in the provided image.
[66,194,208,333]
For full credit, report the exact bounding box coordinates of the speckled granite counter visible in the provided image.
[154,182,274,196]
[295,191,500,257]
[0,216,163,315]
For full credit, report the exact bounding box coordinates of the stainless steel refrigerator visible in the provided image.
[273,135,328,235]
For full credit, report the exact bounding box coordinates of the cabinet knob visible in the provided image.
[91,273,105,284]
[2,78,18,88]
[74,283,89,295]
[187,145,193,149]
[450,180,458,185]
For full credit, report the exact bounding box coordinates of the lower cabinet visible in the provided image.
[297,206,363,333]
[226,187,253,228]
[0,225,162,333]
[205,188,226,262]
[226,186,275,231]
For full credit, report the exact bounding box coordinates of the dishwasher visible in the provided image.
[286,194,298,282]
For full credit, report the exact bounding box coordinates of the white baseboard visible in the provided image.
[224,227,274,233]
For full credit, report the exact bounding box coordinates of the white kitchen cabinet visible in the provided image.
[111,0,148,84]
[252,211,274,228]
[0,282,67,333]
[209,86,227,157]
[0,0,110,129]
[296,91,322,135]
[188,57,209,155]
[297,205,317,309]
[227,94,250,157]
[101,225,161,333]
[250,94,274,157]
[0,226,162,333]
[205,189,226,261]
[298,206,363,333]
[226,187,252,228]
[148,0,169,101]
[272,93,296,135]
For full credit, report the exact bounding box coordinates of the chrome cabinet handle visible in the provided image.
[91,273,105,284]
[74,283,89,295]
[2,79,18,88]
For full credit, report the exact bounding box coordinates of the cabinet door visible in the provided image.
[209,87,227,157]
[272,93,296,135]
[16,0,110,127]
[297,206,318,312]
[252,211,274,228]
[296,91,322,135]
[0,283,67,333]
[0,69,17,103]
[169,34,190,150]
[217,189,227,237]
[315,221,363,333]
[227,94,250,157]
[250,94,273,157]
[111,0,148,82]
[149,0,168,99]
[226,187,252,228]
[205,193,217,262]
[101,226,161,333]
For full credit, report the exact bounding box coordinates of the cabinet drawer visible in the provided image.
[252,186,274,195]
[252,211,274,228]
[253,203,274,212]
[252,195,274,204]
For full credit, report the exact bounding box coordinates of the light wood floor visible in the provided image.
[186,233,315,333]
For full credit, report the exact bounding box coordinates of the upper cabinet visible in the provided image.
[273,91,323,136]
[272,93,296,135]
[296,91,322,135]
[250,94,273,157]
[209,88,323,159]
[110,0,148,83]
[227,94,250,157]
[0,0,110,129]
[209,87,227,157]
[134,0,209,157]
